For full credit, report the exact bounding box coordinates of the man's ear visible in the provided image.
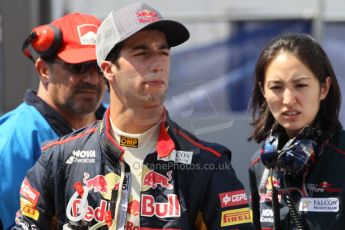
[101,61,116,82]
[35,58,50,87]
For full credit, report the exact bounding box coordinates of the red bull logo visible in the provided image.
[143,170,173,189]
[126,221,139,230]
[136,10,160,23]
[127,200,140,216]
[83,173,108,193]
[141,194,181,218]
[72,199,108,222]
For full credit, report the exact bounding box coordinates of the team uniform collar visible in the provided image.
[99,107,176,160]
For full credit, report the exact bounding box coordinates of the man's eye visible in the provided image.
[161,50,170,56]
[134,52,146,56]
[296,83,308,88]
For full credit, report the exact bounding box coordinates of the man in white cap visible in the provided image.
[14,3,253,229]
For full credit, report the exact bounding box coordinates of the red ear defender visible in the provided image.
[22,24,62,62]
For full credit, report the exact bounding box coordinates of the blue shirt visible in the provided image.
[0,90,105,229]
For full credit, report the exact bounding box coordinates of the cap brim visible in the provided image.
[143,20,190,47]
[57,48,97,64]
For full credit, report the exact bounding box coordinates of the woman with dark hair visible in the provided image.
[248,32,345,230]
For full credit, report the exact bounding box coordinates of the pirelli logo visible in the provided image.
[20,198,39,220]
[221,207,252,227]
[120,136,138,148]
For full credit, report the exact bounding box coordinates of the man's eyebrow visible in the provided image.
[131,44,148,51]
[160,44,170,50]
[130,43,170,51]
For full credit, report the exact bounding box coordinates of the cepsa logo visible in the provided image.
[219,190,248,208]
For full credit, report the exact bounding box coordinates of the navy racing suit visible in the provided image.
[249,129,345,230]
[15,108,253,229]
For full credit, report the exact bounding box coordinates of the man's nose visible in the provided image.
[150,54,164,72]
[82,69,102,84]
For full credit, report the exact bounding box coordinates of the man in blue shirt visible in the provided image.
[0,13,106,229]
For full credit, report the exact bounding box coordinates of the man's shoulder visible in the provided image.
[169,119,230,160]
[0,102,55,142]
[324,129,345,157]
[0,102,40,122]
[41,121,100,153]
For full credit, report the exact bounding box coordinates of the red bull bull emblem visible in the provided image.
[141,194,181,218]
[136,10,160,24]
[83,173,108,193]
[143,170,173,189]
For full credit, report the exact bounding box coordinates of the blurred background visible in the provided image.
[1,0,345,192]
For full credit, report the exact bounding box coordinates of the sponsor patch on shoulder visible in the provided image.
[20,198,40,220]
[20,178,40,207]
[120,136,138,148]
[221,207,252,227]
[299,197,339,212]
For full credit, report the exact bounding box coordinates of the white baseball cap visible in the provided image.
[96,2,190,66]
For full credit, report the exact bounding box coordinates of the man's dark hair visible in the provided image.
[105,43,123,67]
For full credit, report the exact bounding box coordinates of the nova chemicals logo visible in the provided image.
[66,150,96,164]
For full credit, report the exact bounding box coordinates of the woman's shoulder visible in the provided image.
[326,128,345,153]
